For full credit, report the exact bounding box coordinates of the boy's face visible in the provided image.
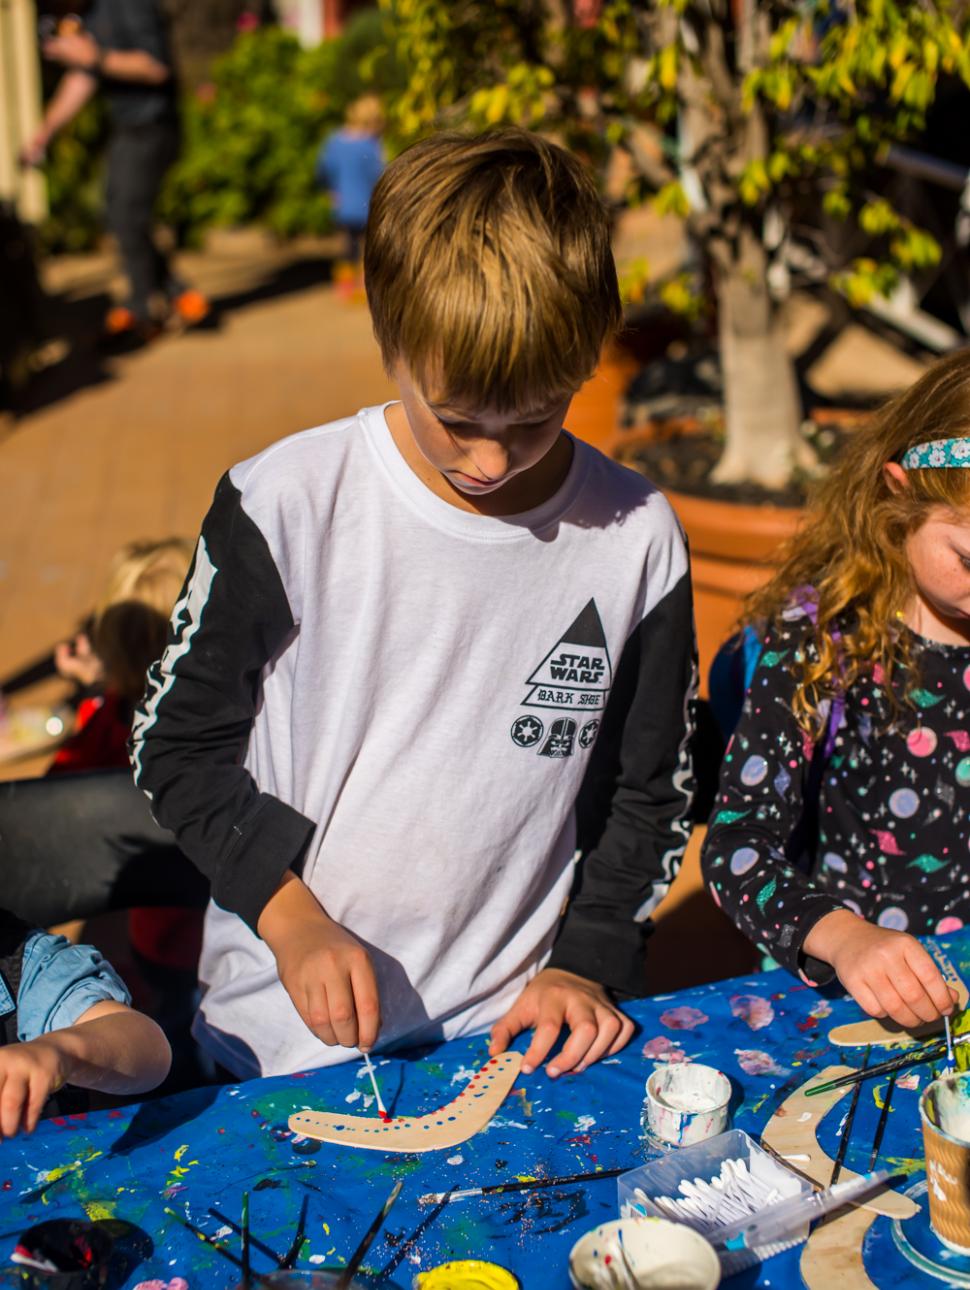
[388,361,574,513]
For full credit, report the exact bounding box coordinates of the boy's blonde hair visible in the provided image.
[365,128,621,414]
[747,348,970,731]
[95,537,194,701]
[346,93,384,133]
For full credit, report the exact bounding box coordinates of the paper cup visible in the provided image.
[643,1064,731,1148]
[569,1217,720,1290]
[920,1071,970,1253]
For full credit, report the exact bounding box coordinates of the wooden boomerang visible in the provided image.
[761,1065,919,1220]
[828,940,969,1049]
[800,1204,880,1289]
[288,1052,522,1152]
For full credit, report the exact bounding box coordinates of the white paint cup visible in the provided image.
[569,1217,720,1289]
[643,1064,731,1148]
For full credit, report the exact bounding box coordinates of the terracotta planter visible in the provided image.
[666,488,803,696]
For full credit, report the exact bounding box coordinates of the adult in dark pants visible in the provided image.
[21,1,210,344]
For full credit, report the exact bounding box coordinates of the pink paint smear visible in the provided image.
[730,994,775,1031]
[659,1005,709,1031]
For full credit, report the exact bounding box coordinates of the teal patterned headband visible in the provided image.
[901,439,970,468]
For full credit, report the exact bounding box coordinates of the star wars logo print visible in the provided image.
[521,599,613,713]
[510,600,610,757]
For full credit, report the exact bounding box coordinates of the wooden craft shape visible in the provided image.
[800,1204,879,1289]
[288,1052,522,1153]
[828,942,968,1049]
[761,1065,919,1221]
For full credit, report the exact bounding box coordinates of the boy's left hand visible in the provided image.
[488,968,633,1078]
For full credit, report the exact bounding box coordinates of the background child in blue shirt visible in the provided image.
[315,94,385,298]
[0,909,170,1137]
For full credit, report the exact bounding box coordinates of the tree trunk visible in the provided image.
[710,239,814,490]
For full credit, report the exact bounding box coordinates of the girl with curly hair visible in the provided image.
[702,348,970,1029]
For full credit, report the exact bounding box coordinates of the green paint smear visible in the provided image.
[756,877,777,912]
[714,809,750,825]
[911,688,944,708]
[909,854,947,873]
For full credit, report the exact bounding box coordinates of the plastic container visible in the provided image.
[569,1217,720,1289]
[617,1128,813,1276]
[642,1063,731,1147]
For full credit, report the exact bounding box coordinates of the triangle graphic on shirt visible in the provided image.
[522,598,613,711]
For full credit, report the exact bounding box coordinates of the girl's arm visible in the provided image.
[701,626,955,1026]
[700,621,844,983]
[0,1001,170,1138]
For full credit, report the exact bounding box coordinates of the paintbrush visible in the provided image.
[337,1178,403,1289]
[164,1205,265,1281]
[806,1034,970,1096]
[361,1050,389,1121]
[868,1070,898,1171]
[241,1191,251,1289]
[418,1166,629,1206]
[830,1046,869,1184]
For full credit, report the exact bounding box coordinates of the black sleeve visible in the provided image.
[548,571,697,997]
[699,623,844,981]
[130,474,315,933]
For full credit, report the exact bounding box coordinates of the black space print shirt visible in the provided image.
[701,612,970,983]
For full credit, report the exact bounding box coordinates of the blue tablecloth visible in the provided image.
[0,934,966,1288]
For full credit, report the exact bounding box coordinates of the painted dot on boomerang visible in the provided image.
[823,852,847,873]
[889,788,919,818]
[730,847,759,876]
[907,727,938,757]
[877,906,909,932]
[957,758,970,787]
[740,755,768,786]
[964,666,970,690]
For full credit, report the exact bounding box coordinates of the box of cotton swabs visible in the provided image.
[617,1129,814,1275]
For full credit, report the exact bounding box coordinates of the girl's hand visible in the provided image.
[805,909,958,1029]
[488,967,634,1077]
[0,1038,66,1138]
[54,632,103,687]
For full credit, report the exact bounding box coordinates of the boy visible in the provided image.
[0,909,170,1135]
[131,129,696,1080]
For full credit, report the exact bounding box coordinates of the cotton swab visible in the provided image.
[945,1014,956,1074]
[361,1051,390,1121]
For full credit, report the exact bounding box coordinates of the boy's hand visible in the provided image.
[0,1037,66,1138]
[804,909,958,1029]
[258,874,381,1051]
[488,967,633,1078]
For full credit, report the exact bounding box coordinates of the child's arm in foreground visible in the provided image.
[131,475,379,1049]
[492,539,697,1077]
[0,1001,170,1138]
[701,632,954,1028]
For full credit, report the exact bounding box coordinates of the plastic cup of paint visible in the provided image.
[569,1217,720,1289]
[921,1071,970,1253]
[643,1064,731,1149]
[411,1260,519,1288]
